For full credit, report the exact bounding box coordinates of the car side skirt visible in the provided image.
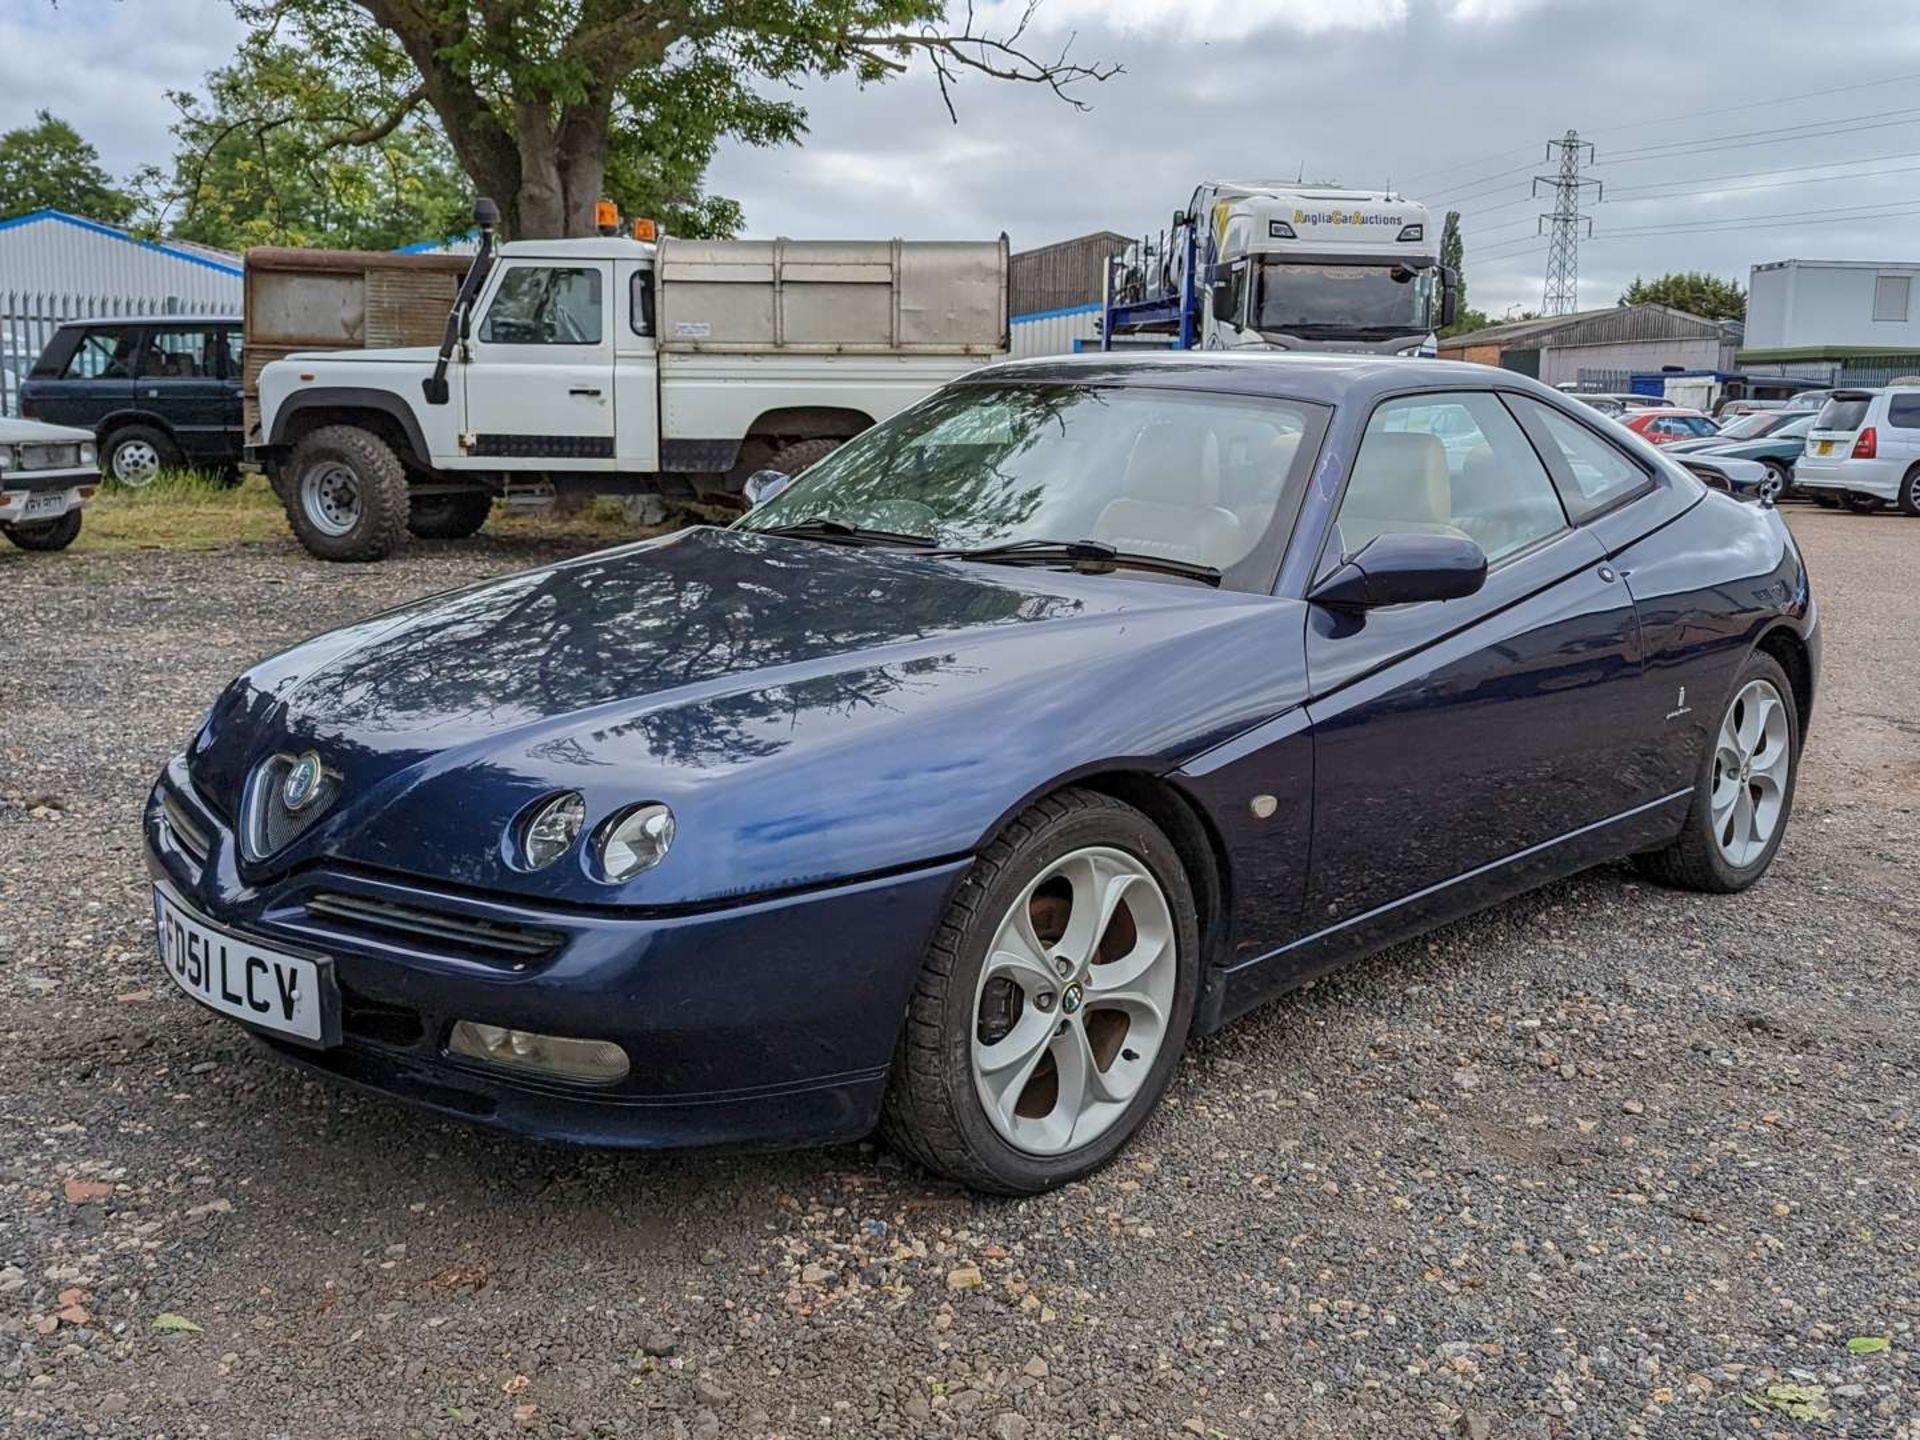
[1204,787,1691,1029]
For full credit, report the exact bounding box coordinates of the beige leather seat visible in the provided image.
[1092,421,1244,568]
[1337,431,1472,552]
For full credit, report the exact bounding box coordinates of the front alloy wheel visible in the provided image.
[882,789,1200,1193]
[971,846,1178,1156]
[1708,678,1792,867]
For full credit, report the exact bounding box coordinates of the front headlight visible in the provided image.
[595,802,674,881]
[519,792,585,870]
[80,442,97,466]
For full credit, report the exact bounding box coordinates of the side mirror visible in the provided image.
[1172,209,1189,230]
[1439,266,1459,329]
[742,469,793,508]
[1310,532,1488,609]
[456,299,472,343]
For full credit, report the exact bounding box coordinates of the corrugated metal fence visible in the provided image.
[1,291,231,416]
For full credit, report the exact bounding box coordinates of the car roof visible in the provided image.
[964,351,1565,408]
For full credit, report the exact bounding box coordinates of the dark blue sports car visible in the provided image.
[144,355,1817,1193]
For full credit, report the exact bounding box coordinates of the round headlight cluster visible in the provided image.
[598,803,675,881]
[515,793,674,880]
[521,792,585,870]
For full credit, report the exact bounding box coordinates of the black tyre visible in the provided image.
[1844,491,1884,515]
[3,509,82,551]
[880,789,1201,1194]
[1899,466,1920,518]
[1634,651,1800,894]
[407,491,493,540]
[283,425,411,562]
[103,424,180,488]
[767,438,843,477]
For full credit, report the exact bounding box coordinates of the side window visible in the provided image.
[223,327,245,379]
[63,329,129,379]
[1515,399,1653,521]
[139,328,214,378]
[1887,393,1920,430]
[1338,391,1568,565]
[629,268,655,337]
[1224,261,1249,328]
[479,266,605,345]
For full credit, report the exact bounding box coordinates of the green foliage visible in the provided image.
[1446,306,1495,338]
[1438,210,1480,337]
[0,111,133,224]
[213,2,1111,238]
[1620,271,1747,322]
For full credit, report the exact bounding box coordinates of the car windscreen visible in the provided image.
[737,382,1326,592]
[1718,412,1788,440]
[1254,261,1434,335]
[1815,396,1872,432]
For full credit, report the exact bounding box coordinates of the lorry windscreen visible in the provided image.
[1255,262,1433,336]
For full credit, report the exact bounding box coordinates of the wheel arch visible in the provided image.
[972,766,1234,1007]
[745,405,877,444]
[1754,622,1814,738]
[97,409,181,445]
[270,389,431,470]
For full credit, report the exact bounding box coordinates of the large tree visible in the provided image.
[0,110,134,224]
[1620,271,1746,322]
[217,1,1115,239]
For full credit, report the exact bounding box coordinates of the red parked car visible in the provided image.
[1622,408,1720,446]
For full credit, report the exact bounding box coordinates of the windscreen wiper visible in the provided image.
[933,538,1222,586]
[754,517,934,548]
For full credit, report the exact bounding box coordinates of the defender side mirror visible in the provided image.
[1310,532,1488,609]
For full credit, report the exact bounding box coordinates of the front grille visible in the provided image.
[160,789,211,866]
[305,892,563,963]
[338,980,426,1047]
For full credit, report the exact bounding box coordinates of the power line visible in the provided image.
[1605,150,1920,199]
[1601,105,1920,165]
[1594,197,1920,239]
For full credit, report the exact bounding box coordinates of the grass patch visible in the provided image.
[74,471,683,553]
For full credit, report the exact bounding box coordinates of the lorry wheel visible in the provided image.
[3,510,83,551]
[407,491,493,540]
[103,425,179,488]
[768,438,843,478]
[285,425,411,562]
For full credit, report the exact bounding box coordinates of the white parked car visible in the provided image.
[1794,387,1920,515]
[0,417,98,551]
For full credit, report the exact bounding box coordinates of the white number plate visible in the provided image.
[23,491,69,518]
[153,885,334,1044]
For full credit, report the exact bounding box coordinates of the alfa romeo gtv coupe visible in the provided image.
[145,354,1816,1193]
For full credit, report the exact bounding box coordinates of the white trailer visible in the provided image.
[250,213,1008,560]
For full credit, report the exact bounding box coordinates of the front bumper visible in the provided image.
[0,467,96,525]
[143,757,965,1151]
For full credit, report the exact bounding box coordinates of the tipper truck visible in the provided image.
[246,202,1009,561]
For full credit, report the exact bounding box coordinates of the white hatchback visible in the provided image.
[1795,387,1920,515]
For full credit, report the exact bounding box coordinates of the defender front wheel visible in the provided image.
[284,425,410,562]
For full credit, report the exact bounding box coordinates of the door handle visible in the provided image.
[569,387,603,398]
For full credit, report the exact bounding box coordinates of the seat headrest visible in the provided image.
[1122,421,1221,508]
[1344,431,1450,525]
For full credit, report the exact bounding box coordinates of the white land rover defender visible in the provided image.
[250,203,1009,561]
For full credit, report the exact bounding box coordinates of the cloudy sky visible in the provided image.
[7,0,1920,316]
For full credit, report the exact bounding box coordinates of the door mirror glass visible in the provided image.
[743,469,793,508]
[1310,532,1487,609]
[1440,266,1459,329]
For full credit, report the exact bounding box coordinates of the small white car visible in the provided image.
[1794,387,1920,515]
[0,417,99,551]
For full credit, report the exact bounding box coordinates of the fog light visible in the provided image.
[449,1021,630,1082]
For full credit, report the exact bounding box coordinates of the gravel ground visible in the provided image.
[1,509,1915,1440]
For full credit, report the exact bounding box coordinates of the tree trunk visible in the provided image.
[556,95,613,237]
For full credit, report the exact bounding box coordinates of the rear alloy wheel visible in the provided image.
[407,490,493,540]
[284,424,410,562]
[1845,491,1885,515]
[3,509,82,551]
[104,425,180,488]
[881,789,1200,1193]
[1899,466,1920,518]
[1634,652,1799,893]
